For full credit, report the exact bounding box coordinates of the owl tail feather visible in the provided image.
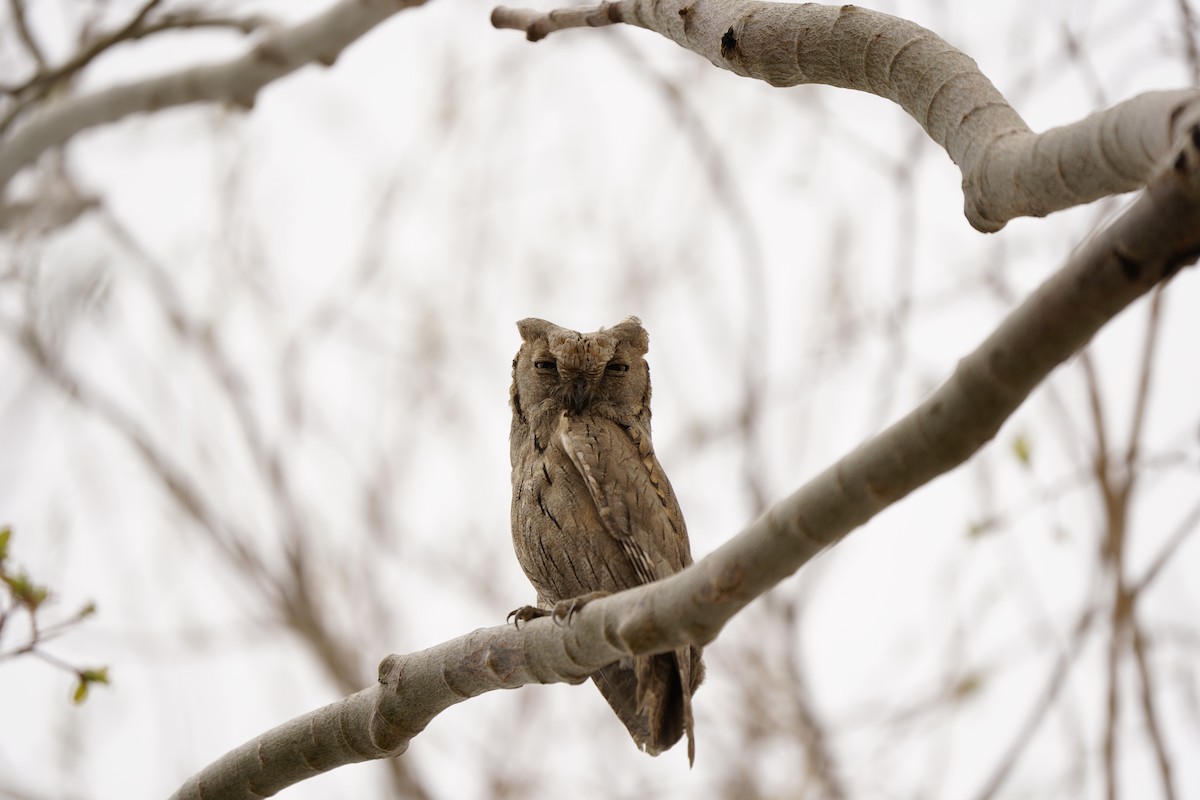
[590,647,703,766]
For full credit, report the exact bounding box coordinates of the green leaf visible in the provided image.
[0,526,10,562]
[78,601,98,619]
[1012,434,1032,467]
[71,667,110,705]
[80,667,109,686]
[2,571,49,609]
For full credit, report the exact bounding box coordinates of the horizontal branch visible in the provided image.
[0,0,427,194]
[493,1,1200,231]
[169,124,1200,798]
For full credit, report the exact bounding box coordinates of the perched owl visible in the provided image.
[508,316,703,763]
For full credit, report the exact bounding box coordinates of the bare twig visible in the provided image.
[1177,0,1200,85]
[1124,286,1167,477]
[491,2,624,41]
[972,604,1101,800]
[1131,496,1200,595]
[7,0,47,69]
[0,0,428,192]
[1130,617,1177,800]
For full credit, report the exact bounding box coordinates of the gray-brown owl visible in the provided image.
[508,316,703,763]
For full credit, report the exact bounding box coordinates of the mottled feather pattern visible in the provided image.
[509,317,703,763]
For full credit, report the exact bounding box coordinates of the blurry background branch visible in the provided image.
[169,126,1200,794]
[0,0,429,194]
[3,1,1200,799]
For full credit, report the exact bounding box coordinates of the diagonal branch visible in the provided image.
[170,124,1200,798]
[493,1,1200,231]
[0,0,428,194]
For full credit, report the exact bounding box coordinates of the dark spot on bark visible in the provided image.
[1192,124,1200,151]
[542,462,552,484]
[533,434,546,453]
[678,3,695,33]
[1115,249,1142,281]
[720,27,738,58]
[481,643,525,681]
[1175,149,1189,175]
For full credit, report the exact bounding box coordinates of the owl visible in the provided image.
[508,316,703,763]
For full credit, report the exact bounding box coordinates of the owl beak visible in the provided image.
[567,376,591,415]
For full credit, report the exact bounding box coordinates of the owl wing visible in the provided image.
[557,415,690,587]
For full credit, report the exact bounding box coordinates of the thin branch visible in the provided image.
[0,0,428,192]
[7,0,47,68]
[1130,495,1200,595]
[1177,0,1200,85]
[491,2,624,41]
[6,321,270,588]
[1123,285,1166,478]
[1129,617,1177,800]
[0,5,268,136]
[972,605,1101,800]
[14,5,268,98]
[972,482,1200,800]
[1102,588,1123,800]
[1078,351,1111,495]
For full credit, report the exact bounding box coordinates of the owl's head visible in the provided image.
[512,317,651,418]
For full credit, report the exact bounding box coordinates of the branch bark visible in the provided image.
[170,124,1200,798]
[0,0,426,194]
[493,1,1200,231]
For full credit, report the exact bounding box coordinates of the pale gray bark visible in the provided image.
[493,1,1200,231]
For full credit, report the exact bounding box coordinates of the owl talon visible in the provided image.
[551,591,612,626]
[507,605,550,628]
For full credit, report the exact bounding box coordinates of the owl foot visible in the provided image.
[551,591,612,626]
[507,605,550,628]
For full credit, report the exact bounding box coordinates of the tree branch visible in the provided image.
[0,0,428,194]
[6,0,47,69]
[493,1,1200,231]
[170,124,1200,798]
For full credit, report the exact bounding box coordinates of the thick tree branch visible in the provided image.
[0,0,427,194]
[170,126,1200,798]
[493,1,1200,231]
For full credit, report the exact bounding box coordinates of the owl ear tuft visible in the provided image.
[516,318,553,342]
[608,317,649,355]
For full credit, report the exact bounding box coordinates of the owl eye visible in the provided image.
[606,363,629,373]
[534,360,557,371]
